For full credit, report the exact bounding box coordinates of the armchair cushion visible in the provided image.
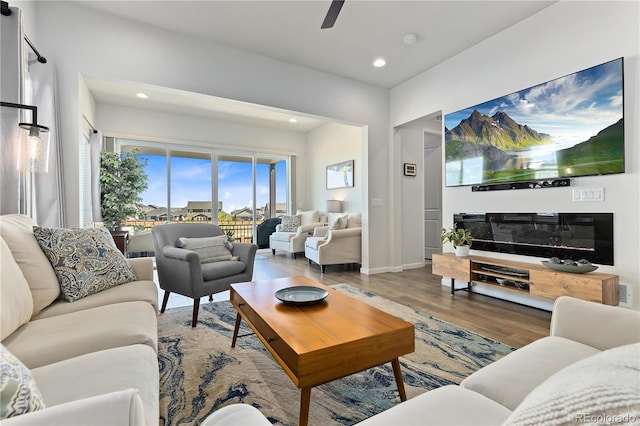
[0,344,45,419]
[32,227,137,303]
[202,261,246,281]
[305,237,326,250]
[270,232,297,243]
[176,235,235,263]
[280,215,301,232]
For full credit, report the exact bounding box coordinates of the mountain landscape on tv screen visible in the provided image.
[444,110,624,184]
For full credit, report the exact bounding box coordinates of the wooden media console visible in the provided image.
[432,253,619,306]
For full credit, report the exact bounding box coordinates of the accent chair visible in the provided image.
[269,210,327,258]
[305,212,362,273]
[152,223,258,327]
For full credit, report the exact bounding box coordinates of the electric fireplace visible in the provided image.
[454,213,614,265]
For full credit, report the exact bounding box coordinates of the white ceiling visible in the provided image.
[77,0,556,131]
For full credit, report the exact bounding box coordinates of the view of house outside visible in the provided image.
[122,149,287,243]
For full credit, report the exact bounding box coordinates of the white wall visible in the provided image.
[306,122,363,218]
[391,1,640,309]
[22,1,390,271]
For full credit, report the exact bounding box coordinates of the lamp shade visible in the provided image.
[326,200,342,213]
[18,123,50,173]
[1,102,51,174]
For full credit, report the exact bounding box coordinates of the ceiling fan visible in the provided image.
[321,0,345,29]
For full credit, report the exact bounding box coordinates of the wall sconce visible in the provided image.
[1,101,50,173]
[326,199,342,213]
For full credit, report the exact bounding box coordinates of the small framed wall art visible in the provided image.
[326,160,354,189]
[404,163,417,177]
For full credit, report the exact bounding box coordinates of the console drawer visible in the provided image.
[529,270,617,304]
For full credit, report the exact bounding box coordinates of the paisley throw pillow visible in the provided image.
[280,215,301,232]
[33,226,137,302]
[0,344,45,419]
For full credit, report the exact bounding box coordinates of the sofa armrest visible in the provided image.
[230,242,258,264]
[127,258,153,281]
[1,389,145,426]
[201,404,271,426]
[327,227,361,240]
[162,246,199,262]
[550,296,640,350]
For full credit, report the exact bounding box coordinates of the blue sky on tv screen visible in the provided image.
[445,58,623,148]
[137,154,286,213]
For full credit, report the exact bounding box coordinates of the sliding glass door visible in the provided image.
[119,140,289,244]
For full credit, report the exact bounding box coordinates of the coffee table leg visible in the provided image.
[299,387,311,426]
[231,312,242,348]
[391,358,407,402]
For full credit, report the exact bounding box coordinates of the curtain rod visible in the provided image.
[83,116,98,135]
[1,1,47,64]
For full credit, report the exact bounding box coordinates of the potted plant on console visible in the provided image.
[441,225,473,257]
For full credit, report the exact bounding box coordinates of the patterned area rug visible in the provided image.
[158,283,514,425]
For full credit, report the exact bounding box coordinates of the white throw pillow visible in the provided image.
[346,212,362,228]
[176,235,236,263]
[330,216,347,230]
[0,344,45,419]
[0,238,33,340]
[296,210,319,226]
[0,214,60,316]
[504,343,640,426]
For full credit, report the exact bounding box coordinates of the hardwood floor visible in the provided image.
[157,249,551,348]
[252,250,551,349]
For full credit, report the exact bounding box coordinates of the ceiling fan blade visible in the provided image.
[321,0,345,29]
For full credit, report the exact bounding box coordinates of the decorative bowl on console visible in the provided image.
[541,258,598,274]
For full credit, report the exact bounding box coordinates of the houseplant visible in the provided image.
[100,150,148,231]
[441,225,473,256]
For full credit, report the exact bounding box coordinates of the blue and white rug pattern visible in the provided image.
[158,283,514,425]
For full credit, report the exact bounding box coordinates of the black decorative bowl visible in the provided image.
[541,261,598,274]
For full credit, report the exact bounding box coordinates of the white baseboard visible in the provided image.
[361,262,426,275]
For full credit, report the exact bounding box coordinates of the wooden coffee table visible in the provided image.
[230,276,415,426]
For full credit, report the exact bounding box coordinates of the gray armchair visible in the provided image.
[152,223,258,327]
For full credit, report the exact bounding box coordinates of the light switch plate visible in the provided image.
[572,188,604,202]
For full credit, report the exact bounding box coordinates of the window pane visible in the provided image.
[218,154,253,242]
[170,150,212,223]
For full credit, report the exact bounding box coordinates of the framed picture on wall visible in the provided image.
[326,160,354,189]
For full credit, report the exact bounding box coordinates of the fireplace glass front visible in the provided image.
[454,213,614,265]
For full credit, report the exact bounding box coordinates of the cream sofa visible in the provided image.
[269,210,327,258]
[0,214,159,425]
[305,212,361,272]
[202,296,640,425]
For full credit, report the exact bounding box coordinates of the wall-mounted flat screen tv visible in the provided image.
[444,58,624,187]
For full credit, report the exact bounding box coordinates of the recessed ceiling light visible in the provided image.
[373,58,386,68]
[136,93,148,99]
[289,118,297,123]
